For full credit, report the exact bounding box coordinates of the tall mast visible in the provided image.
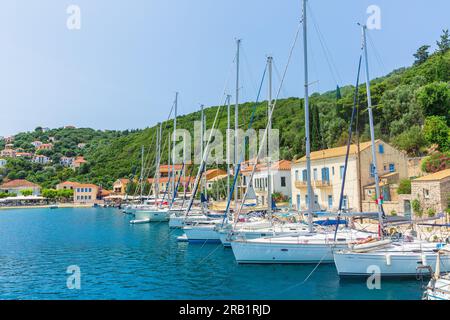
[200,104,205,214]
[303,0,314,232]
[140,145,144,201]
[267,56,273,220]
[173,92,178,203]
[234,39,241,214]
[362,25,384,235]
[226,94,232,216]
[155,123,162,200]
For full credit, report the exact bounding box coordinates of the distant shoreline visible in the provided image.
[0,203,95,210]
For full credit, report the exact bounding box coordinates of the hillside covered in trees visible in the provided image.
[1,32,449,190]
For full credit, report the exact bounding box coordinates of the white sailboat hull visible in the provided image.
[334,249,450,277]
[231,240,347,264]
[169,214,210,228]
[134,209,170,222]
[183,224,221,243]
[230,229,373,264]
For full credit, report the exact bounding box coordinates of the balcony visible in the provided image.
[315,180,332,188]
[295,181,308,189]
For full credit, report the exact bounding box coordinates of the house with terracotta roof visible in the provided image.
[71,156,87,169]
[240,160,292,205]
[16,152,33,158]
[291,140,408,212]
[112,179,130,194]
[0,179,41,195]
[56,181,80,191]
[147,176,195,198]
[159,164,187,178]
[74,184,99,204]
[36,143,53,151]
[0,144,16,158]
[204,169,228,189]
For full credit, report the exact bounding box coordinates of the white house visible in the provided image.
[31,141,43,148]
[0,158,6,168]
[60,156,74,167]
[241,160,292,206]
[32,155,51,165]
[291,140,408,212]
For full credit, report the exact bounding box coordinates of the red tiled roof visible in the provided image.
[241,160,292,174]
[159,164,184,172]
[148,176,194,184]
[0,179,40,188]
[58,181,80,186]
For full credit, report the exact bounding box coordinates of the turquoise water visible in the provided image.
[0,207,424,300]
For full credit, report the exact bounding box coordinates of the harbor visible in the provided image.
[0,207,430,300]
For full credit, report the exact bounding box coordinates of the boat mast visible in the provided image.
[140,145,144,201]
[226,94,232,217]
[303,0,314,233]
[200,104,205,214]
[173,92,178,204]
[361,25,384,236]
[234,39,241,215]
[267,56,273,221]
[155,123,162,201]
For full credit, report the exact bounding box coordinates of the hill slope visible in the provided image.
[1,49,449,190]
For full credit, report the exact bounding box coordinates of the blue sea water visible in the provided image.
[0,207,424,300]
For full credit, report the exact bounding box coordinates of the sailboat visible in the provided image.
[230,0,375,264]
[132,93,180,223]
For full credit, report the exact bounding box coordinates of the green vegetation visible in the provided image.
[20,189,33,196]
[397,179,412,195]
[412,199,423,218]
[1,34,449,190]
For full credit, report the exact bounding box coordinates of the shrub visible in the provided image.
[390,210,397,216]
[412,199,423,218]
[427,208,436,217]
[20,189,33,196]
[397,179,412,194]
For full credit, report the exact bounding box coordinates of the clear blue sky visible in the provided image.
[0,0,448,136]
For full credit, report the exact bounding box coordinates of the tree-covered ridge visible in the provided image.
[1,34,449,189]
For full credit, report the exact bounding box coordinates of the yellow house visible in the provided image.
[112,179,130,194]
[291,140,408,212]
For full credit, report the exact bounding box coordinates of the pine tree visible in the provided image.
[413,45,430,65]
[437,29,450,54]
[310,105,323,151]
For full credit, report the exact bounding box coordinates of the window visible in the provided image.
[305,195,309,209]
[296,194,301,210]
[378,144,384,154]
[295,170,299,181]
[321,167,330,182]
[302,169,307,182]
[424,189,430,199]
[339,166,345,180]
[313,168,318,181]
[281,177,286,187]
[328,195,333,209]
[370,163,376,177]
[343,196,348,209]
[389,163,395,173]
[332,167,335,176]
